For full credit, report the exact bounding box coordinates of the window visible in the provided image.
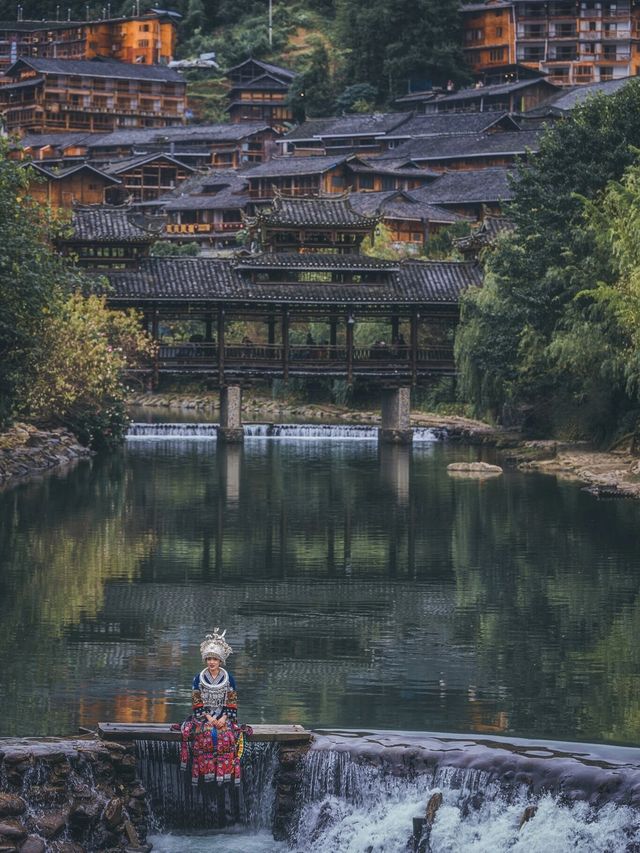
[358,174,374,190]
[496,26,503,37]
[140,23,150,31]
[489,48,505,62]
[138,40,149,47]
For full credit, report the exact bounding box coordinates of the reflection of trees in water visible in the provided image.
[450,475,640,743]
[0,453,154,734]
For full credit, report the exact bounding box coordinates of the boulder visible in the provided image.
[19,838,46,853]
[519,805,538,829]
[32,812,67,839]
[447,461,503,479]
[0,822,26,841]
[101,798,123,830]
[0,796,26,819]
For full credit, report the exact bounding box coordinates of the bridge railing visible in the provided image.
[155,343,454,370]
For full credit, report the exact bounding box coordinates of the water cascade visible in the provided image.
[287,731,640,853]
[126,423,441,442]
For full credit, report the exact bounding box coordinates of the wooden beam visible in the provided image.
[217,304,225,384]
[98,722,312,744]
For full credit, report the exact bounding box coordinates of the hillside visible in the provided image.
[0,1,469,116]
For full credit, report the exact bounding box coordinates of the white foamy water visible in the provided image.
[126,422,440,441]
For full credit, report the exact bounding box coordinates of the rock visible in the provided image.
[33,812,67,840]
[447,461,503,479]
[0,821,26,841]
[101,798,123,830]
[0,796,26,818]
[68,800,101,830]
[50,843,86,853]
[519,805,538,829]
[19,837,46,853]
[425,792,443,825]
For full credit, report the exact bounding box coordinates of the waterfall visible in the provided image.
[285,732,640,853]
[135,739,279,832]
[126,423,441,442]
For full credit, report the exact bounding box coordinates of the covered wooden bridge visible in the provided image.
[101,251,480,442]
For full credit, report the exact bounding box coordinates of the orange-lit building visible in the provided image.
[462,0,640,86]
[0,9,178,70]
[24,161,121,207]
[0,57,186,133]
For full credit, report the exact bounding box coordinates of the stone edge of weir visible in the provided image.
[0,424,93,490]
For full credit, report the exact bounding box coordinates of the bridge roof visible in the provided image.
[99,256,481,307]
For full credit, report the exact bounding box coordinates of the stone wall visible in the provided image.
[0,425,92,489]
[0,738,151,852]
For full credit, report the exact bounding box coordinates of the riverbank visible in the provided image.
[0,424,92,489]
[129,392,640,499]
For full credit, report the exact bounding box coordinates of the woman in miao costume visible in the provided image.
[179,629,252,785]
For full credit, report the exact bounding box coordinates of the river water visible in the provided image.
[2,422,640,849]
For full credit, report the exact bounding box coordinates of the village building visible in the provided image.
[374,130,540,172]
[82,123,278,169]
[380,111,521,148]
[400,78,559,114]
[162,171,250,247]
[348,190,471,250]
[243,192,381,254]
[279,113,413,155]
[101,153,195,204]
[412,167,516,219]
[225,58,296,133]
[461,0,640,86]
[24,161,121,207]
[456,214,515,259]
[56,204,161,269]
[0,57,186,133]
[0,10,178,70]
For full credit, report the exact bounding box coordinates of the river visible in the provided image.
[1,423,640,849]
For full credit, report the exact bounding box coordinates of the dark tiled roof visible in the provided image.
[383,112,519,139]
[349,191,467,224]
[86,122,272,150]
[103,152,195,174]
[229,73,290,92]
[225,58,296,81]
[26,162,121,183]
[163,188,250,211]
[528,76,638,115]
[253,194,379,227]
[283,113,411,142]
[412,168,515,205]
[7,57,185,83]
[100,255,481,305]
[160,168,249,211]
[430,78,557,105]
[235,253,399,270]
[246,155,347,178]
[18,131,99,150]
[67,206,156,242]
[378,131,541,163]
[457,215,515,251]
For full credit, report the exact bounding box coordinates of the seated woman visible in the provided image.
[179,629,251,786]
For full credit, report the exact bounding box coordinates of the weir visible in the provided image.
[126,422,442,441]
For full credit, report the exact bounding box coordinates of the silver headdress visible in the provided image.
[200,628,233,664]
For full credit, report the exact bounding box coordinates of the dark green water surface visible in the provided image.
[1,435,639,744]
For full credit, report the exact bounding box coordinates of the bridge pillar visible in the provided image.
[218,385,244,444]
[379,387,413,445]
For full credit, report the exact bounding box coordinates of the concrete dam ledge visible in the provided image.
[97,721,312,744]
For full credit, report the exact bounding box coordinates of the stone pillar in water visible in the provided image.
[379,387,413,445]
[219,385,244,444]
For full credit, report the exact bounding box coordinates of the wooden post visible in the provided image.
[217,305,225,385]
[410,310,418,386]
[204,312,213,343]
[346,310,354,384]
[329,316,338,349]
[282,307,289,382]
[391,314,399,343]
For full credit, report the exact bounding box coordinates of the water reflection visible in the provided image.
[0,437,639,745]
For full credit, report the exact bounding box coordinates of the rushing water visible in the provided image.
[2,421,640,849]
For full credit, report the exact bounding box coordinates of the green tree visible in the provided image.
[287,40,335,121]
[456,80,640,438]
[335,0,468,105]
[0,146,75,428]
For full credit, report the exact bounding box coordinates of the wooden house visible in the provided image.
[0,10,178,70]
[162,171,250,247]
[349,190,471,250]
[102,153,195,204]
[244,192,381,254]
[225,58,296,132]
[56,204,160,269]
[279,113,413,156]
[0,57,187,134]
[461,0,640,86]
[24,161,121,207]
[411,167,516,219]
